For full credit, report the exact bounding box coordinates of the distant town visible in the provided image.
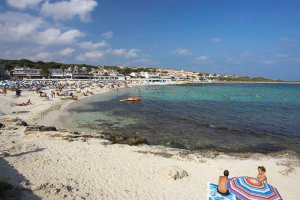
[0,59,279,83]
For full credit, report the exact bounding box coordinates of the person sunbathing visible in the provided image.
[217,170,230,196]
[40,93,48,97]
[86,90,94,95]
[56,92,65,96]
[18,99,32,106]
[257,166,267,182]
[72,95,78,101]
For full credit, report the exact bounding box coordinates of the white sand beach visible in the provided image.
[1,85,300,199]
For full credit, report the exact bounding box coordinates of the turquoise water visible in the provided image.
[65,83,300,154]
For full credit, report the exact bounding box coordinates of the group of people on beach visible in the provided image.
[0,80,131,107]
[217,166,267,196]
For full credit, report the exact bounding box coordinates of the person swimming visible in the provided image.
[132,96,140,101]
[257,166,267,182]
[217,170,230,196]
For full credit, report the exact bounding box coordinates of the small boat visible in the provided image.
[120,96,141,102]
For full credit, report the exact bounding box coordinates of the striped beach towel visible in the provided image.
[207,183,236,200]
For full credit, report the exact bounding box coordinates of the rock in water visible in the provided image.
[40,126,57,131]
[25,126,42,131]
[0,151,10,157]
[25,126,57,132]
[166,166,189,180]
[127,136,146,145]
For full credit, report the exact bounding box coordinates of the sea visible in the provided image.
[62,83,300,154]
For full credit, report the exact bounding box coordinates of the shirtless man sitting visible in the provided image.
[217,170,230,196]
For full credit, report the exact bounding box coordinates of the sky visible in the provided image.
[0,0,300,80]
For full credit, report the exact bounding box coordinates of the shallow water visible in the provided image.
[63,83,300,153]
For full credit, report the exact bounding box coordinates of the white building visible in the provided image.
[93,69,119,76]
[50,69,72,78]
[72,66,93,79]
[12,67,42,79]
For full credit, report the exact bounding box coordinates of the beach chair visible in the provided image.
[207,183,236,200]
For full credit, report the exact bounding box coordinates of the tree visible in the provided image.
[0,64,10,80]
[4,63,14,71]
[40,67,51,78]
[60,64,68,78]
[70,65,75,79]
[36,61,45,67]
[86,67,92,73]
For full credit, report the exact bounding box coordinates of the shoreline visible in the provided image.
[37,83,300,157]
[181,81,300,84]
[35,86,114,129]
[1,82,300,199]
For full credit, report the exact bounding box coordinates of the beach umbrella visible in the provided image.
[227,176,282,200]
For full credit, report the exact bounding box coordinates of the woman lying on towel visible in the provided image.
[39,92,48,97]
[72,95,78,101]
[56,92,64,96]
[17,99,32,106]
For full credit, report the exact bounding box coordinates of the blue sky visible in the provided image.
[0,0,300,80]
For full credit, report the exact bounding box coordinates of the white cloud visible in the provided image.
[101,31,114,39]
[173,48,192,56]
[106,48,139,58]
[76,51,103,61]
[211,37,222,43]
[262,60,274,65]
[59,48,75,56]
[79,41,108,49]
[37,28,84,45]
[196,55,209,61]
[41,0,98,21]
[124,58,159,67]
[30,52,51,61]
[0,11,43,41]
[280,37,297,45]
[6,0,44,9]
[276,53,290,58]
[0,11,86,47]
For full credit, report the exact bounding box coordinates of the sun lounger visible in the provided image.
[207,183,236,200]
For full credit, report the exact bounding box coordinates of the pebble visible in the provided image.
[51,188,60,194]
